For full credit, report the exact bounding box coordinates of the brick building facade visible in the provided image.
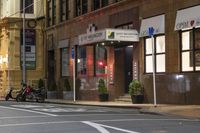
[45,0,200,104]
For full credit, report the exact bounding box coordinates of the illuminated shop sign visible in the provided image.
[79,29,138,45]
[175,5,200,30]
[139,14,165,37]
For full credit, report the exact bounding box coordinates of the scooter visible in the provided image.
[16,84,46,103]
[5,88,21,101]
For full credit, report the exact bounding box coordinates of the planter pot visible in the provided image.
[131,94,144,104]
[63,91,73,100]
[47,91,58,99]
[99,93,109,102]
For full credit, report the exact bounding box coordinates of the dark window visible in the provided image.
[52,0,56,25]
[77,46,87,75]
[101,0,109,7]
[47,0,52,27]
[20,0,34,13]
[75,0,88,16]
[180,28,200,71]
[93,0,100,10]
[93,0,109,11]
[60,0,69,22]
[95,45,107,76]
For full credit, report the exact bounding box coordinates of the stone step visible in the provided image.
[115,94,132,102]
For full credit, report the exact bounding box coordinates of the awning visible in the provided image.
[139,15,165,37]
[78,28,139,45]
[175,5,200,30]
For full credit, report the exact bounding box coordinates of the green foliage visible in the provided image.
[128,80,143,95]
[64,78,71,91]
[49,82,57,91]
[38,79,44,88]
[98,78,108,94]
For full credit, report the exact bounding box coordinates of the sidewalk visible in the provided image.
[46,99,200,119]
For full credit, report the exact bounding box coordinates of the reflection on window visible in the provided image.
[78,46,87,75]
[61,48,69,76]
[96,45,107,76]
[181,29,200,72]
[144,35,166,73]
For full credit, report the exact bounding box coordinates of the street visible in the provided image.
[0,101,200,133]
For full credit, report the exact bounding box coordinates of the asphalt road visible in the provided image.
[0,101,200,133]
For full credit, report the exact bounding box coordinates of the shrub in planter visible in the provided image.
[128,80,144,104]
[63,78,73,100]
[98,78,109,102]
[47,82,58,99]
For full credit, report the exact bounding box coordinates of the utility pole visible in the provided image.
[22,0,26,84]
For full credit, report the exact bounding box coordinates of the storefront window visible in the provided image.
[96,45,107,76]
[61,48,69,77]
[78,46,87,75]
[181,29,200,72]
[145,35,166,73]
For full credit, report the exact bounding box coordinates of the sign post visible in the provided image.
[72,48,76,102]
[148,27,157,107]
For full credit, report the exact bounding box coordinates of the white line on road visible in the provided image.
[82,121,110,133]
[0,106,57,116]
[97,123,140,133]
[0,118,198,127]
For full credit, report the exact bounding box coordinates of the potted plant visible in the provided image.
[128,79,144,103]
[98,78,109,101]
[63,78,73,100]
[47,81,58,99]
[38,79,45,89]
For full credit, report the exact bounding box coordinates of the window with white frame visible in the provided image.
[181,28,200,72]
[145,35,166,73]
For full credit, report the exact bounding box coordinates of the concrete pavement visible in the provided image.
[45,99,200,119]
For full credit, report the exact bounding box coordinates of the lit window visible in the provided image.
[144,35,166,73]
[181,28,200,71]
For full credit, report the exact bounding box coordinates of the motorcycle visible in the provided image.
[5,87,21,101]
[16,84,46,103]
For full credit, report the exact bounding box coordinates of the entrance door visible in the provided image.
[124,46,133,93]
[114,46,133,94]
[48,50,55,87]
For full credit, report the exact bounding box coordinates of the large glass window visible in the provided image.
[20,0,34,13]
[145,35,166,73]
[77,46,87,75]
[96,45,107,76]
[61,48,70,77]
[181,28,200,71]
[60,0,69,22]
[75,0,88,16]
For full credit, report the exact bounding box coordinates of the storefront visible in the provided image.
[77,27,139,100]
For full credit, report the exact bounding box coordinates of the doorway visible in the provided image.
[48,50,55,88]
[114,46,133,94]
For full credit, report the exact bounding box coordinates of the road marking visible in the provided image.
[0,118,198,127]
[97,123,140,133]
[82,121,110,133]
[0,106,57,116]
[0,114,143,120]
